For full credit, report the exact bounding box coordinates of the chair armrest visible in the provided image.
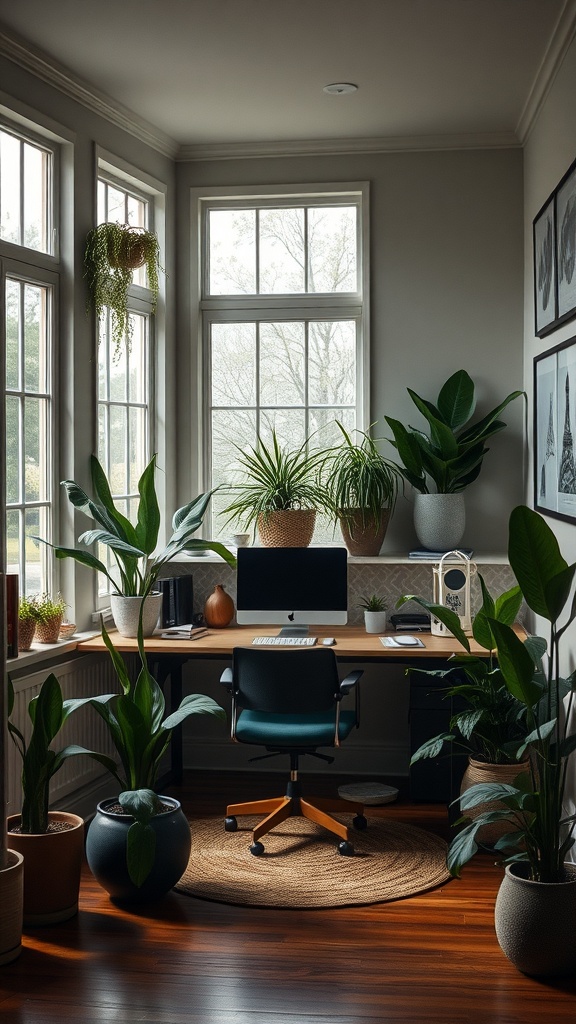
[339,669,363,695]
[220,666,234,693]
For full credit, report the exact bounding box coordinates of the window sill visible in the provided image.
[7,632,98,675]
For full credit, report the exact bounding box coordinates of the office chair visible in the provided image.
[220,646,367,856]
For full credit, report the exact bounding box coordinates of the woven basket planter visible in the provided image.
[460,757,531,845]
[339,508,391,556]
[18,618,36,651]
[257,509,316,547]
[34,614,63,644]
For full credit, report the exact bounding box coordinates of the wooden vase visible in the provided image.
[204,584,235,628]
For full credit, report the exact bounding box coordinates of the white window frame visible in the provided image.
[1,111,62,597]
[93,151,165,608]
[190,182,370,499]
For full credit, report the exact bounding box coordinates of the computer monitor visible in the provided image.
[236,546,348,634]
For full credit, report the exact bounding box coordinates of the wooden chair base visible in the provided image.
[226,794,364,844]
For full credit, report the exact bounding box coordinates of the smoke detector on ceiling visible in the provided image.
[323,83,358,95]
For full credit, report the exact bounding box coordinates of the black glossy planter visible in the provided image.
[86,796,191,903]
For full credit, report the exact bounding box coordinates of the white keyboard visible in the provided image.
[251,636,317,646]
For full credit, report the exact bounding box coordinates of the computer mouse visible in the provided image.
[322,637,336,646]
[394,635,420,646]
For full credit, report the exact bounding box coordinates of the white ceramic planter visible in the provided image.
[110,593,163,638]
[364,610,387,634]
[413,492,465,551]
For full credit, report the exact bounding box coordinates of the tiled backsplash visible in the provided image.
[161,555,520,627]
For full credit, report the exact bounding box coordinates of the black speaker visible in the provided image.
[157,576,194,628]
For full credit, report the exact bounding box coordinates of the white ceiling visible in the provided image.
[0,0,573,157]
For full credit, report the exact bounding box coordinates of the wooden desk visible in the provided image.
[76,623,495,661]
[77,625,506,800]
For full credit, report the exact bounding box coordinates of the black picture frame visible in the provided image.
[534,334,576,522]
[534,194,557,336]
[556,161,576,322]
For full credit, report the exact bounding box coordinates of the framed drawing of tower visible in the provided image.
[534,335,576,522]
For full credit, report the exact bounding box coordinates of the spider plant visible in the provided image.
[323,422,402,530]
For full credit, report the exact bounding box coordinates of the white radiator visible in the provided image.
[6,653,127,822]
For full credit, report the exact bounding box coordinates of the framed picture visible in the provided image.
[534,194,557,336]
[556,160,576,322]
[534,334,576,522]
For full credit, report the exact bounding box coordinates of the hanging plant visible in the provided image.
[84,222,162,358]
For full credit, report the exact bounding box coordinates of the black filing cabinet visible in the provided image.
[409,669,467,803]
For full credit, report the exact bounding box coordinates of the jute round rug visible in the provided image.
[175,815,451,908]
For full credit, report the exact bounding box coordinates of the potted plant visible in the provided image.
[221,430,331,547]
[6,672,116,925]
[385,370,524,550]
[398,577,528,841]
[17,594,38,652]
[360,594,388,634]
[84,222,162,358]
[85,620,226,902]
[37,454,235,637]
[29,592,67,644]
[323,423,402,556]
[443,506,576,977]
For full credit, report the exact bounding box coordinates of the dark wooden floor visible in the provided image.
[1,770,575,1024]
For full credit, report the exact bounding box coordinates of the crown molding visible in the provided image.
[176,131,520,163]
[516,0,576,144]
[0,28,179,159]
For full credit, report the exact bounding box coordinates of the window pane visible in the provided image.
[107,185,126,223]
[212,408,256,488]
[129,407,147,491]
[209,210,256,294]
[259,208,305,293]
[308,206,357,293]
[24,397,47,501]
[211,322,256,406]
[260,409,306,451]
[5,279,20,390]
[0,131,20,245]
[6,509,20,576]
[128,315,147,402]
[110,344,128,403]
[24,284,48,393]
[5,395,20,504]
[25,507,47,595]
[23,143,48,252]
[260,322,304,406]
[110,406,128,493]
[308,320,356,405]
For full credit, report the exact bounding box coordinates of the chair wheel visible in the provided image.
[353,814,368,830]
[224,816,238,832]
[338,840,354,856]
[250,841,265,856]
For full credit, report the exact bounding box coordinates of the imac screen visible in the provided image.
[236,546,348,629]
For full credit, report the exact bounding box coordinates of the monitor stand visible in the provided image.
[278,625,310,637]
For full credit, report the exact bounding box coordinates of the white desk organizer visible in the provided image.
[431,549,477,636]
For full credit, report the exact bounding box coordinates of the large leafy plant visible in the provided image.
[385,369,524,493]
[446,506,576,883]
[38,454,235,597]
[90,620,226,887]
[399,577,526,765]
[221,430,331,531]
[8,673,116,834]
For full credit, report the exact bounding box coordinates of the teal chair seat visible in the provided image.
[221,646,367,857]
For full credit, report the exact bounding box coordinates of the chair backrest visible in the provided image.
[232,647,341,714]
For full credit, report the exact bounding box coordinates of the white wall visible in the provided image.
[177,147,525,555]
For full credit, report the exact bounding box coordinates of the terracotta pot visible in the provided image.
[495,862,576,976]
[257,509,316,547]
[204,584,235,627]
[7,811,85,925]
[339,508,390,556]
[34,613,63,644]
[18,617,36,651]
[0,850,23,964]
[460,757,531,845]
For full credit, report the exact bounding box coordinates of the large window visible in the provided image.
[2,122,57,595]
[95,171,155,600]
[197,185,368,539]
